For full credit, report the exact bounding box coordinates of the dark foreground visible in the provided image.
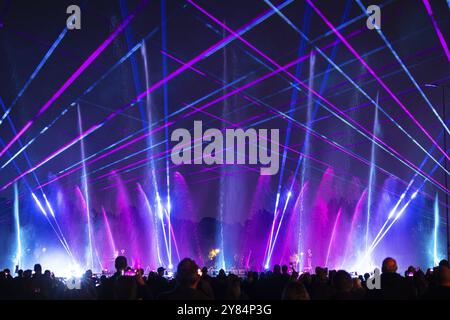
[1,256,449,300]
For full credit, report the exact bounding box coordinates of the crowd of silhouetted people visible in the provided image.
[0,256,449,300]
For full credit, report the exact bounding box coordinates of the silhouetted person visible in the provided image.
[31,264,50,299]
[424,265,450,299]
[201,267,212,283]
[352,277,366,299]
[242,271,258,300]
[225,274,248,300]
[266,264,286,299]
[439,259,449,268]
[198,268,214,299]
[159,258,211,300]
[367,257,414,300]
[273,264,281,275]
[281,265,290,283]
[101,256,128,299]
[213,269,228,300]
[310,267,334,300]
[80,269,98,299]
[333,270,355,300]
[147,267,168,297]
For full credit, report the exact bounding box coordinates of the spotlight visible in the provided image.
[43,194,55,218]
[264,263,270,270]
[156,193,164,220]
[168,263,173,270]
[32,193,47,217]
[411,190,419,199]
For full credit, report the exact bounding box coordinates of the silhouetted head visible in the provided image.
[44,270,51,277]
[364,273,370,281]
[300,272,312,285]
[334,270,353,293]
[329,270,337,281]
[201,267,208,276]
[439,259,449,268]
[34,264,42,275]
[353,277,363,289]
[382,257,398,273]
[84,270,93,279]
[157,267,165,277]
[315,267,328,282]
[114,256,128,273]
[24,270,32,278]
[176,258,200,288]
[273,264,281,274]
[17,269,23,277]
[218,269,226,278]
[281,265,288,274]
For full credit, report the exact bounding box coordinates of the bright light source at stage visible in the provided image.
[37,251,81,278]
[411,190,419,199]
[400,193,406,199]
[66,264,84,278]
[352,261,378,276]
[168,263,173,270]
